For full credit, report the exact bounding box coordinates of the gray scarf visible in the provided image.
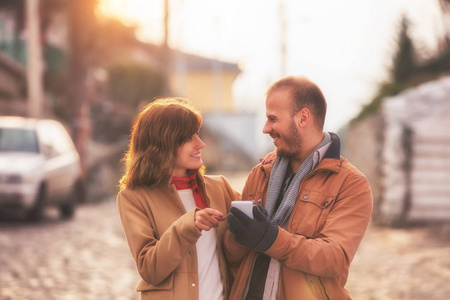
[266,132,331,226]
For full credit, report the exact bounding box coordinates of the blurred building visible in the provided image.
[0,4,26,115]
[344,76,450,225]
[125,42,241,113]
[201,112,258,172]
[0,51,26,114]
[0,1,57,118]
[0,2,258,174]
[126,41,258,171]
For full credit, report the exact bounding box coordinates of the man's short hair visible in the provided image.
[266,76,327,130]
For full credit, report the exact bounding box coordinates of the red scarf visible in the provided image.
[170,172,208,209]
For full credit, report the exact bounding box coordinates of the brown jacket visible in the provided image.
[224,134,373,299]
[117,174,240,300]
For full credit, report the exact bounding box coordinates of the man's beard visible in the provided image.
[275,120,302,157]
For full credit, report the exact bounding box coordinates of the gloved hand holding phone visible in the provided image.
[227,204,278,252]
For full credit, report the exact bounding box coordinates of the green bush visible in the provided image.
[107,63,166,108]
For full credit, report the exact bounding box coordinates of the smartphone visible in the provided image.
[231,201,254,219]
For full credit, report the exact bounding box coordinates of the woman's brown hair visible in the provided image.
[119,98,202,190]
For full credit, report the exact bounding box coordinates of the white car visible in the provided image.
[0,116,83,221]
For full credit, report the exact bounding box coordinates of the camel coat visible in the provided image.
[117,174,240,300]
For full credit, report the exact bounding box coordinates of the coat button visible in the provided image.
[192,283,196,287]
[303,194,310,200]
[257,199,262,203]
[189,250,193,255]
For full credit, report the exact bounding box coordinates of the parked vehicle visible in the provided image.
[0,116,83,221]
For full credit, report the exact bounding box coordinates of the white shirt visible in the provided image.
[177,189,224,300]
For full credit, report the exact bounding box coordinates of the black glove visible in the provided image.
[227,204,278,252]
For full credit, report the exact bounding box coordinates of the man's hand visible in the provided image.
[195,208,225,231]
[227,205,278,252]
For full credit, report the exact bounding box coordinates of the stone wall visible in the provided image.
[344,76,450,225]
[343,114,384,222]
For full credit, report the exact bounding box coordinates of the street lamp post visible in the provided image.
[26,0,44,118]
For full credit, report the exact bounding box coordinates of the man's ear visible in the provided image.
[294,108,311,128]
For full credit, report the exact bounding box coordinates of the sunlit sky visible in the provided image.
[98,0,445,132]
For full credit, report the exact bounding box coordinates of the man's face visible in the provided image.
[263,88,302,157]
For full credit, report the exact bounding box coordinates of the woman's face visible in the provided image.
[172,133,205,177]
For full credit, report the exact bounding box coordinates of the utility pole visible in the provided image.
[163,0,169,49]
[162,0,172,95]
[279,0,287,77]
[68,1,90,182]
[26,0,44,118]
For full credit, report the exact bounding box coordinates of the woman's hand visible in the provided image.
[194,208,226,231]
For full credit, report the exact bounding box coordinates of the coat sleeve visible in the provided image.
[264,172,373,277]
[117,189,201,285]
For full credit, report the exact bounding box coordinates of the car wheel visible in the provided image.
[59,200,75,219]
[59,181,81,220]
[27,184,46,222]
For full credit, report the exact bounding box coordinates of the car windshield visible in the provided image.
[0,128,39,153]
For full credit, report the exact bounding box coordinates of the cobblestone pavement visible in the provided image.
[347,222,450,299]
[0,201,141,300]
[1,173,449,299]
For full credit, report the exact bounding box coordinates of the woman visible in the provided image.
[117,98,240,300]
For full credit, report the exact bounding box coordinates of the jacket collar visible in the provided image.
[323,132,341,160]
[260,161,273,177]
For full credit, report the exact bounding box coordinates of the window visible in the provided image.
[0,128,39,153]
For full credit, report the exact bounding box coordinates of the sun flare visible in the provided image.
[97,0,165,42]
[98,0,162,25]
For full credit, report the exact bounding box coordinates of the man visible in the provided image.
[225,76,373,300]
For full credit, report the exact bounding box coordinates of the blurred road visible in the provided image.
[0,172,449,300]
[0,200,140,300]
